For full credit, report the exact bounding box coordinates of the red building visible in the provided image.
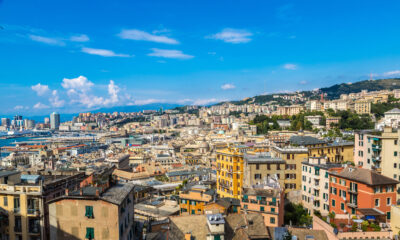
[329,167,399,222]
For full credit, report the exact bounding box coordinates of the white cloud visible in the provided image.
[70,34,90,42]
[103,80,120,105]
[193,98,220,105]
[283,63,298,70]
[176,99,194,104]
[299,80,308,85]
[81,47,131,57]
[208,28,253,44]
[118,29,179,44]
[31,83,50,96]
[148,48,194,59]
[14,105,28,110]
[383,70,400,76]
[33,102,50,109]
[62,76,94,92]
[221,83,236,90]
[49,90,65,108]
[29,34,65,46]
[134,99,164,105]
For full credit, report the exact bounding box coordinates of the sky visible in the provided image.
[2,0,400,115]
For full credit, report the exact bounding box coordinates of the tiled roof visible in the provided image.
[331,167,400,186]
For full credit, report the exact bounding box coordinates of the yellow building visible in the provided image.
[216,146,249,199]
[48,183,135,240]
[179,185,214,215]
[381,126,400,201]
[354,99,372,114]
[271,146,308,193]
[308,142,354,163]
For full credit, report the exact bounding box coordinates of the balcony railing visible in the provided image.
[28,209,39,215]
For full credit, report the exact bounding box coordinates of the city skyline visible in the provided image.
[2,0,400,115]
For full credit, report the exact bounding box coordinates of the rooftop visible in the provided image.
[330,167,400,186]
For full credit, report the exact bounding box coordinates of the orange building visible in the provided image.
[241,186,284,227]
[179,185,215,215]
[329,167,399,222]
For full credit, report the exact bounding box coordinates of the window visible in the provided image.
[387,212,391,220]
[375,199,380,207]
[243,204,248,209]
[3,196,7,206]
[85,206,94,218]
[341,203,345,211]
[332,199,336,207]
[395,151,398,157]
[86,227,94,240]
[270,217,275,224]
[271,207,275,213]
[260,206,264,212]
[254,174,262,179]
[395,140,398,145]
[256,164,259,170]
[387,198,391,206]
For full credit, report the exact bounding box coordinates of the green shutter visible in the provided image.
[85,227,94,239]
[85,206,93,218]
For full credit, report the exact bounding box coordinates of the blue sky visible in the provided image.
[2,0,400,115]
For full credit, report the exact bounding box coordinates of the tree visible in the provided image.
[284,203,312,226]
[283,231,293,240]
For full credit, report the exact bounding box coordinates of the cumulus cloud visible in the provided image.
[31,83,50,96]
[81,47,131,57]
[221,83,236,90]
[103,80,120,105]
[118,29,179,44]
[29,34,65,46]
[283,63,298,70]
[148,48,194,59]
[208,28,253,44]
[62,76,94,92]
[383,70,400,76]
[49,90,65,108]
[70,34,90,42]
[33,102,50,109]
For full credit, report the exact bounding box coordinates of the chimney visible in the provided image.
[184,232,192,240]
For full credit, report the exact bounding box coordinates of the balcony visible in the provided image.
[259,200,267,205]
[28,209,39,215]
[14,208,20,214]
[348,188,358,194]
[346,202,357,208]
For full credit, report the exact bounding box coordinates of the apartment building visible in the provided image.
[301,157,343,216]
[308,141,354,163]
[0,171,85,240]
[354,99,372,114]
[241,179,284,227]
[326,117,341,130]
[216,146,249,199]
[329,167,398,222]
[271,146,308,193]
[354,130,382,171]
[48,182,135,240]
[275,105,304,116]
[243,152,286,189]
[179,185,215,215]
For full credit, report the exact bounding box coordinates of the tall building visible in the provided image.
[301,157,343,216]
[216,146,249,199]
[1,118,10,127]
[50,112,60,130]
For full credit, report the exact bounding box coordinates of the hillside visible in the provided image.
[319,78,400,99]
[220,78,400,106]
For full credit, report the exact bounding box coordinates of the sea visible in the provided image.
[0,136,43,158]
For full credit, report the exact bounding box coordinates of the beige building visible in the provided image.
[354,100,372,114]
[48,183,135,240]
[243,152,286,188]
[275,105,304,116]
[271,146,309,193]
[380,127,400,202]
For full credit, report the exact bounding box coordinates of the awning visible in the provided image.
[357,208,384,216]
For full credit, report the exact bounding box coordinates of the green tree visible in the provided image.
[284,203,312,226]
